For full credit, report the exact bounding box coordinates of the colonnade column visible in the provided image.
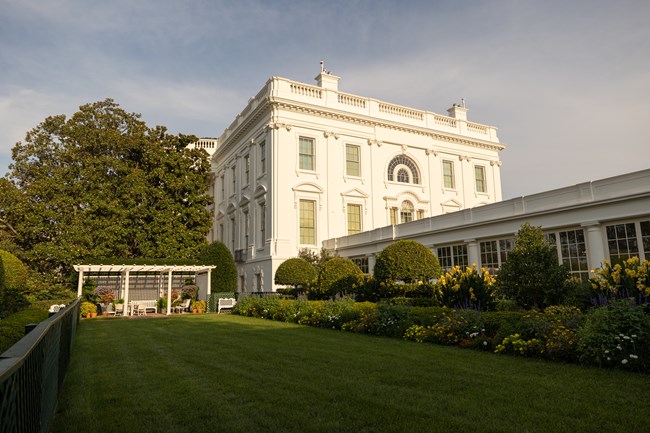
[582,221,607,273]
[465,239,480,267]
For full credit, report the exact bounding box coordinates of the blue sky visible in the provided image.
[1,0,648,199]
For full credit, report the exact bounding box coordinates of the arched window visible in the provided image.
[400,200,414,223]
[387,155,420,184]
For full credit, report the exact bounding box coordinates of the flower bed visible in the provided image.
[233,296,650,373]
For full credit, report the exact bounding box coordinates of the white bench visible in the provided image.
[217,298,237,314]
[129,300,158,315]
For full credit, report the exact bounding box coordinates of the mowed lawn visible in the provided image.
[52,314,650,433]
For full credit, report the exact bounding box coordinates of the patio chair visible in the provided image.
[109,304,123,316]
[133,304,147,316]
[173,298,191,314]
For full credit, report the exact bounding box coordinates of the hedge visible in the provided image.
[0,308,49,354]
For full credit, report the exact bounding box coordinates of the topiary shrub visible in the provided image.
[275,258,316,290]
[197,241,237,292]
[309,257,363,300]
[0,250,29,311]
[373,240,442,284]
[495,223,570,309]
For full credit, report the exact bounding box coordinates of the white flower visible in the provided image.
[632,334,637,338]
[607,357,611,361]
[621,359,628,365]
[623,336,631,340]
[616,345,622,350]
[483,341,488,346]
[604,350,610,354]
[630,354,638,359]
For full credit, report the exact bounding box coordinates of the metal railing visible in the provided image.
[0,297,81,433]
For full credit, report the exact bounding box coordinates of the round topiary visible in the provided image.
[0,249,28,297]
[373,240,441,284]
[197,241,237,292]
[311,257,363,300]
[275,258,316,288]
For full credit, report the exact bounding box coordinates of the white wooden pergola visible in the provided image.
[73,264,216,316]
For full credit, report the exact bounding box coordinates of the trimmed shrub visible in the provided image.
[198,241,237,292]
[310,257,363,300]
[373,240,442,284]
[0,250,29,312]
[0,308,49,354]
[275,258,316,289]
[495,223,570,309]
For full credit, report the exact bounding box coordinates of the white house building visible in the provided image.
[206,68,505,291]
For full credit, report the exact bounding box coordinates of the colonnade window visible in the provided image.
[479,238,513,274]
[350,256,369,274]
[387,155,420,184]
[437,244,468,271]
[606,220,650,262]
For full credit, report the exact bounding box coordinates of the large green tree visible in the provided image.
[5,99,213,280]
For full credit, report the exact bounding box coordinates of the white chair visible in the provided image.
[173,299,191,314]
[109,304,123,316]
[218,298,237,314]
[133,304,147,316]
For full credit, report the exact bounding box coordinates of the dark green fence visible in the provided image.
[0,297,80,433]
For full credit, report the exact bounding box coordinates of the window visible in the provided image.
[442,160,455,189]
[219,223,224,242]
[351,256,369,274]
[259,203,266,248]
[417,209,425,220]
[231,166,236,194]
[387,155,420,184]
[499,239,514,265]
[642,221,650,258]
[390,207,398,226]
[220,175,225,200]
[437,244,469,271]
[475,166,486,193]
[243,211,249,248]
[259,141,266,175]
[244,155,250,186]
[606,222,639,262]
[558,229,589,281]
[299,200,316,244]
[480,241,499,274]
[346,144,360,176]
[230,216,236,251]
[400,201,414,223]
[347,204,362,235]
[299,137,315,170]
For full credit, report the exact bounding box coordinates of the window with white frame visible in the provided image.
[437,244,469,271]
[347,204,362,235]
[387,155,420,184]
[258,203,266,248]
[244,154,250,186]
[442,160,455,189]
[559,229,589,281]
[390,207,398,226]
[243,210,249,249]
[299,137,315,171]
[231,166,236,194]
[259,141,266,175]
[351,256,369,274]
[605,221,650,262]
[299,199,316,245]
[220,175,225,201]
[400,201,414,223]
[474,166,486,193]
[230,216,236,251]
[346,144,360,177]
[480,240,499,274]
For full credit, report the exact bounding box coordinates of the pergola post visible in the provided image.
[207,269,212,296]
[123,270,130,317]
[77,269,84,297]
[166,270,173,315]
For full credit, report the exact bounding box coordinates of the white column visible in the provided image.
[207,269,212,296]
[166,270,173,315]
[77,269,84,297]
[465,239,480,267]
[583,221,607,272]
[123,270,130,317]
[367,254,376,276]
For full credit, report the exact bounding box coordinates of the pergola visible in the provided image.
[73,264,216,316]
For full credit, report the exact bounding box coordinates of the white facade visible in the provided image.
[209,70,505,292]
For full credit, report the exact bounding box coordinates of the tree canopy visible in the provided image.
[4,99,213,281]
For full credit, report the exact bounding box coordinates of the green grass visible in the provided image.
[52,314,650,433]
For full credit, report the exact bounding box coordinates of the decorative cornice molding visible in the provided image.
[490,160,503,167]
[324,131,340,139]
[367,139,383,147]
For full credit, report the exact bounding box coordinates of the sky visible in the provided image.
[1,0,648,199]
